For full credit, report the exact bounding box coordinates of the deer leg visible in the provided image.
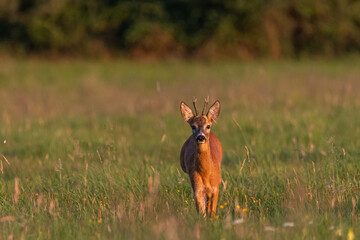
[206,194,212,215]
[195,188,206,217]
[210,189,219,218]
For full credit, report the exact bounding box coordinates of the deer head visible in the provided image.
[180,97,220,144]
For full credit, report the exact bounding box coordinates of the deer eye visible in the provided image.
[206,125,211,129]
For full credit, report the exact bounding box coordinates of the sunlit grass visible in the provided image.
[0,58,360,239]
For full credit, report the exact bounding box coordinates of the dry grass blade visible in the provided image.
[312,161,315,174]
[239,158,246,173]
[352,197,356,217]
[160,134,166,144]
[49,200,55,215]
[2,154,10,166]
[245,146,250,163]
[0,216,15,222]
[14,177,19,204]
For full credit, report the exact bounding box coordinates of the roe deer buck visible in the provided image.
[180,97,222,217]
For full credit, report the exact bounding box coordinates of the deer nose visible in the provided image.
[196,135,206,142]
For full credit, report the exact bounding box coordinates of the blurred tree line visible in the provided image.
[0,0,360,58]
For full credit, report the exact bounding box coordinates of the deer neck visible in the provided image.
[195,141,212,172]
[196,141,210,154]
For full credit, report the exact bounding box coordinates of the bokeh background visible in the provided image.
[1,0,360,59]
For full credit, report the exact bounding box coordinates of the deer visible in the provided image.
[180,96,222,218]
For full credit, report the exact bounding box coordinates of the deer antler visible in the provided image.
[193,96,199,116]
[202,96,209,115]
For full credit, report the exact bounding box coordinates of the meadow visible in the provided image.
[0,58,360,239]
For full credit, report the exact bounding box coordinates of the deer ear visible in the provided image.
[207,100,220,122]
[180,102,194,122]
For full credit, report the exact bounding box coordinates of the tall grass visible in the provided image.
[0,58,360,239]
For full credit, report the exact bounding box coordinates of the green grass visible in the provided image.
[1,58,360,239]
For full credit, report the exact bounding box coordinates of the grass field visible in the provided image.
[1,58,360,239]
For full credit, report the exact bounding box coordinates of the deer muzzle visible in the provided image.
[196,134,206,143]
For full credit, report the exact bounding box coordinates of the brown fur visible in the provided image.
[180,99,222,217]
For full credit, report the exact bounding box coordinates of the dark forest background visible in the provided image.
[1,0,360,58]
